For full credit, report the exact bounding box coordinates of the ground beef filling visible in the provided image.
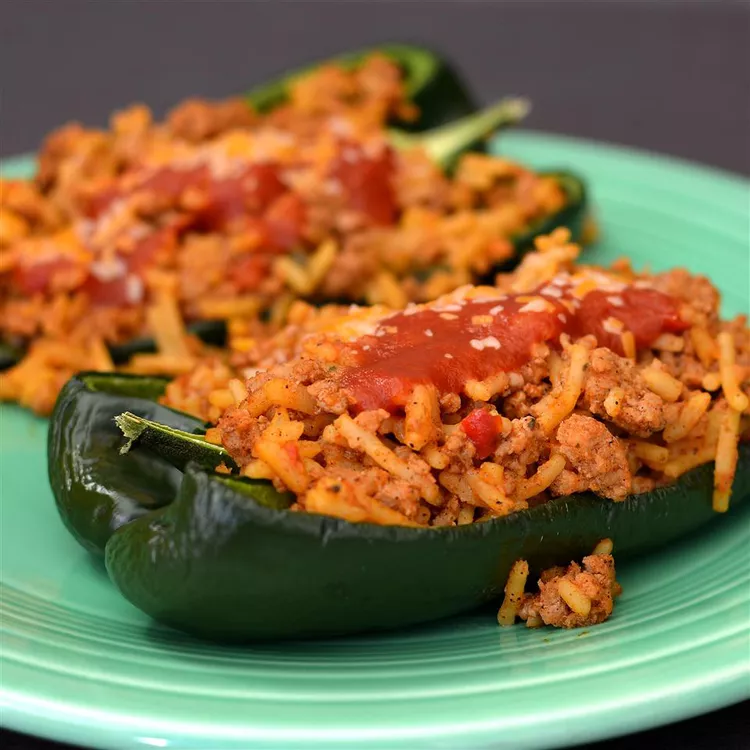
[519,554,621,629]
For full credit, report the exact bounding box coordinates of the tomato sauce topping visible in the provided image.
[12,255,79,296]
[264,192,307,251]
[78,274,132,307]
[27,143,396,301]
[88,163,288,230]
[340,274,688,412]
[330,140,397,226]
[231,254,272,293]
[571,287,687,351]
[23,161,308,300]
[127,225,179,273]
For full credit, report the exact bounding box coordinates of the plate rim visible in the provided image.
[1,130,749,750]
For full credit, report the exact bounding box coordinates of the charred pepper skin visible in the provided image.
[0,341,22,370]
[510,171,588,259]
[49,373,750,641]
[47,374,207,554]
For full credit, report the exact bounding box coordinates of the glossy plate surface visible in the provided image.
[1,133,749,750]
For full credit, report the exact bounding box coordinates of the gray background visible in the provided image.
[0,1,748,749]
[1,0,749,174]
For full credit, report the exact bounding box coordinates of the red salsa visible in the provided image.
[14,161,310,301]
[88,163,288,230]
[16,140,400,302]
[12,255,79,296]
[461,409,505,459]
[330,140,397,226]
[340,274,688,414]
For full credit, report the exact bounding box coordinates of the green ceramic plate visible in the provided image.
[1,133,749,750]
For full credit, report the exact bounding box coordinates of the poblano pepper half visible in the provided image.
[48,372,750,641]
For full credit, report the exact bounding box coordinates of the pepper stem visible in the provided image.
[115,412,237,472]
[389,96,531,169]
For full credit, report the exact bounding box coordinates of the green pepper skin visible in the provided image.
[514,171,588,253]
[48,374,207,554]
[481,169,588,279]
[50,373,750,640]
[246,44,477,130]
[0,340,23,370]
[104,452,749,641]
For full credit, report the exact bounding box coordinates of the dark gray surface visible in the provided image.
[1,1,748,749]
[1,0,749,174]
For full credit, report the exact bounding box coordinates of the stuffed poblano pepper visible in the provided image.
[246,44,477,129]
[48,234,750,640]
[1,44,589,415]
